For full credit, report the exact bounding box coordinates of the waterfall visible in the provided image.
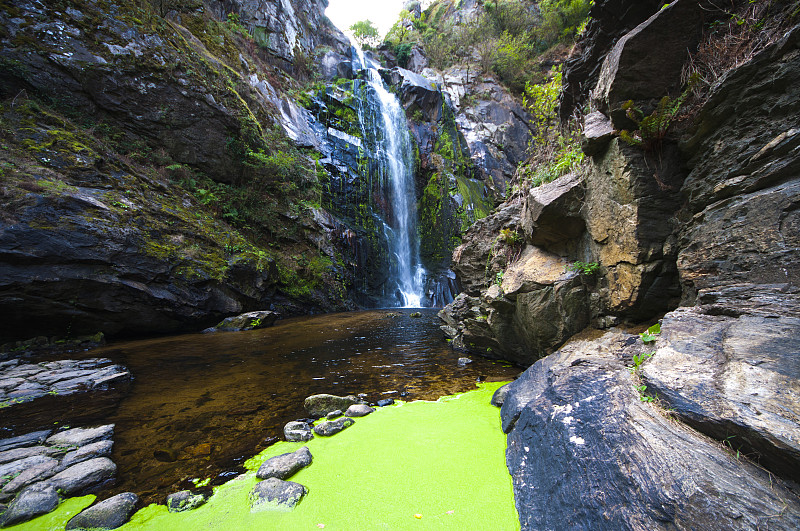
[353,47,426,308]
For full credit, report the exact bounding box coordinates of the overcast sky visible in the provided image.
[325,0,416,39]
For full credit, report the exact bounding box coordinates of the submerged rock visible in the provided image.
[457,357,472,367]
[256,447,313,481]
[0,483,59,528]
[166,490,206,513]
[313,417,354,437]
[250,478,307,512]
[303,394,362,417]
[283,421,314,442]
[65,492,138,530]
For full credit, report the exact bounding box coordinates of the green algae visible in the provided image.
[13,382,518,530]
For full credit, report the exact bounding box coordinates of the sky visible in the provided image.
[325,0,416,39]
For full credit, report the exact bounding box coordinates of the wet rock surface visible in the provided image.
[303,394,362,417]
[0,482,59,528]
[284,421,314,442]
[255,447,313,481]
[344,404,374,417]
[203,310,279,333]
[166,490,207,513]
[313,417,354,437]
[65,492,138,531]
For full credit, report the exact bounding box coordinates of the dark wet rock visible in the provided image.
[457,357,472,367]
[255,447,312,480]
[47,457,116,496]
[0,455,54,486]
[325,410,342,419]
[501,330,800,529]
[381,67,442,122]
[250,478,307,512]
[46,425,114,448]
[580,111,615,157]
[344,404,374,417]
[166,490,207,513]
[61,440,114,468]
[203,310,279,333]
[303,394,362,417]
[0,457,59,499]
[376,398,394,407]
[0,482,59,528]
[313,417,354,436]
[283,421,313,442]
[643,305,800,482]
[65,492,138,531]
[490,383,511,408]
[319,50,353,81]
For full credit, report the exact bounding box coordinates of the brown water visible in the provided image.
[3,309,520,505]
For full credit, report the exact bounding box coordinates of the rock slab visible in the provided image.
[313,417,354,436]
[255,447,312,480]
[0,483,59,527]
[65,492,138,530]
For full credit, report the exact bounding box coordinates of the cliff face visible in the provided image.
[438,0,800,527]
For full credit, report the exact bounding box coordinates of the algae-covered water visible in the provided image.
[16,382,520,530]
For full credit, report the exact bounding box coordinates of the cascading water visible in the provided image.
[353,47,426,308]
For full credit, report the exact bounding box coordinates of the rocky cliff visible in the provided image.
[439,0,800,527]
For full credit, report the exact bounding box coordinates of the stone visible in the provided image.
[205,310,279,333]
[344,404,374,417]
[0,431,51,453]
[0,483,59,527]
[46,425,114,448]
[501,330,800,529]
[284,421,313,442]
[0,457,59,497]
[61,440,114,468]
[47,457,116,496]
[303,394,362,417]
[255,447,313,480]
[490,383,511,407]
[65,492,138,530]
[166,490,206,513]
[325,410,342,419]
[643,305,800,481]
[375,399,394,407]
[250,478,306,512]
[0,446,48,465]
[580,111,615,156]
[521,173,585,252]
[457,357,472,367]
[380,67,442,122]
[313,417,354,436]
[0,456,54,486]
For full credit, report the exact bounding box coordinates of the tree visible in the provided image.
[350,20,379,47]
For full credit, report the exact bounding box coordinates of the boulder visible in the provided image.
[65,492,138,530]
[0,431,51,453]
[457,357,472,367]
[166,490,206,513]
[380,67,442,122]
[0,483,59,527]
[46,425,114,448]
[0,457,59,498]
[313,417,354,436]
[490,383,511,407]
[0,456,54,486]
[204,310,279,333]
[375,399,394,407]
[255,447,313,480]
[325,410,342,419]
[0,446,49,466]
[580,111,615,156]
[303,394,362,417]
[47,457,116,496]
[501,330,800,529]
[344,404,374,417]
[283,421,313,442]
[521,173,585,252]
[250,478,307,512]
[61,440,114,468]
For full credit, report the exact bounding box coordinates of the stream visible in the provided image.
[2,309,519,505]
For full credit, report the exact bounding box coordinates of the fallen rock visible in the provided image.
[65,492,138,530]
[255,447,312,480]
[166,490,206,513]
[47,457,116,496]
[250,478,307,512]
[313,417,354,436]
[46,425,114,448]
[283,421,313,442]
[344,404,374,417]
[303,394,362,417]
[501,330,800,529]
[580,111,615,156]
[204,310,279,333]
[0,431,51,453]
[521,173,585,251]
[61,440,114,468]
[0,483,59,527]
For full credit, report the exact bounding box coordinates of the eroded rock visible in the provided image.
[283,421,313,442]
[344,404,374,417]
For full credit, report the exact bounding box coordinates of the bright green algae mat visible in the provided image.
[12,382,520,530]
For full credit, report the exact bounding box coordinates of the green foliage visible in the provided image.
[640,323,661,344]
[629,351,653,373]
[249,318,262,328]
[495,269,504,286]
[395,42,413,68]
[498,228,523,246]
[566,261,599,275]
[350,19,380,46]
[637,384,655,403]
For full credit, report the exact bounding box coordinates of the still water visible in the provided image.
[4,309,519,505]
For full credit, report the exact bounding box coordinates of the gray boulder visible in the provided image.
[457,357,472,367]
[166,490,206,513]
[313,417,354,437]
[325,410,342,419]
[0,431,51,453]
[61,440,114,468]
[0,483,59,527]
[205,310,278,333]
[250,478,306,512]
[255,447,312,480]
[501,330,800,529]
[0,446,49,466]
[344,404,374,417]
[65,492,138,530]
[47,457,116,496]
[490,383,512,408]
[303,394,362,417]
[46,425,114,448]
[283,421,313,442]
[380,67,442,122]
[580,111,615,156]
[0,457,59,499]
[0,455,54,487]
[521,172,585,251]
